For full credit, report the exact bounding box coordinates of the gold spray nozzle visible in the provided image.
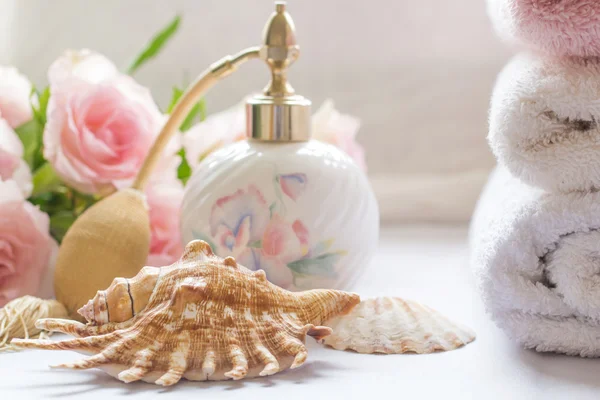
[247,1,311,142]
[260,2,299,96]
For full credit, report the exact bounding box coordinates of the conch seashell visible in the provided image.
[322,297,475,354]
[12,240,360,385]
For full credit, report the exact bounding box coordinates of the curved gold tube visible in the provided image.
[132,46,261,191]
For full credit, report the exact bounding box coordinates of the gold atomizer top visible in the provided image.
[247,2,311,142]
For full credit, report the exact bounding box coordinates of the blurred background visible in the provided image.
[0,0,512,223]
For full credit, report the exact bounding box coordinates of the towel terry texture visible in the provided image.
[471,166,600,356]
[477,0,600,357]
[486,0,600,57]
[489,53,600,193]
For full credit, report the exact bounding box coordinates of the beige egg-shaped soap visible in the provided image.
[53,189,150,320]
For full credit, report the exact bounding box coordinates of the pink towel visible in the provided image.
[487,0,600,57]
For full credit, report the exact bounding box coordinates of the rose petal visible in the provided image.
[0,148,20,180]
[0,118,25,156]
[48,49,118,86]
[0,188,52,306]
[146,181,184,267]
[311,99,366,171]
[0,66,33,128]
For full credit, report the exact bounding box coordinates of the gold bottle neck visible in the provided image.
[246,94,311,142]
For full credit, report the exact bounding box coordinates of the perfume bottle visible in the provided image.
[180,3,379,291]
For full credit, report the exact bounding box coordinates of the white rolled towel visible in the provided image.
[470,166,600,356]
[489,52,600,193]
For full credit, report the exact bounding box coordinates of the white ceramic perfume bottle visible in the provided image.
[180,4,379,291]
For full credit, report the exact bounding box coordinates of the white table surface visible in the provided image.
[2,225,600,400]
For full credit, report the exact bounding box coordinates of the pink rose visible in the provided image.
[0,118,32,196]
[145,179,185,267]
[48,49,118,85]
[0,180,54,306]
[0,66,33,128]
[311,99,366,171]
[43,49,166,195]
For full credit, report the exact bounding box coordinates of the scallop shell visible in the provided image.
[11,240,360,385]
[321,297,475,354]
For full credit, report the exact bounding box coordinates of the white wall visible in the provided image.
[0,0,513,222]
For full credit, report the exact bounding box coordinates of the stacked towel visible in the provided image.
[471,167,600,356]
[472,0,600,356]
[489,53,600,193]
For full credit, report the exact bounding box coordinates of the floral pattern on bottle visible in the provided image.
[192,172,346,289]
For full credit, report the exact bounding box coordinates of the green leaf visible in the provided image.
[269,202,276,218]
[31,163,62,196]
[286,252,345,278]
[198,97,207,121]
[167,85,206,186]
[49,211,77,243]
[167,87,183,113]
[248,240,262,248]
[28,189,71,215]
[14,119,44,170]
[71,190,99,216]
[176,148,192,185]
[127,15,181,75]
[32,86,50,125]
